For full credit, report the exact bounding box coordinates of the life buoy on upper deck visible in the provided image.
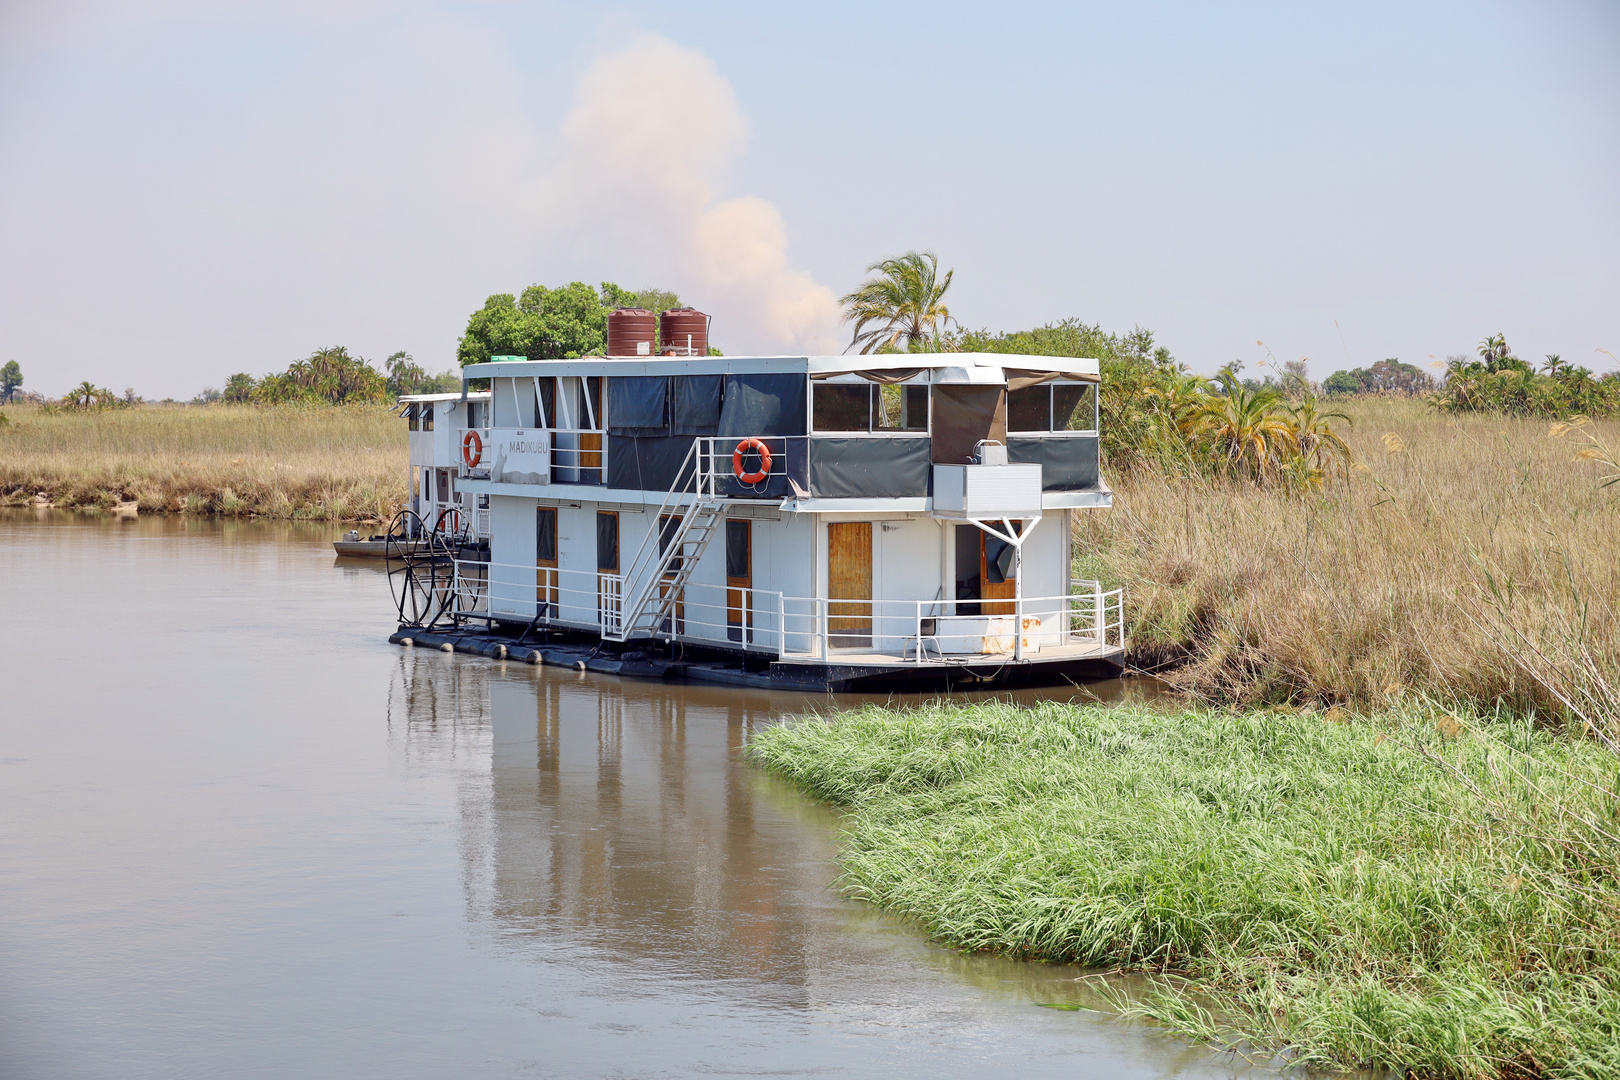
[732,438,771,484]
[462,430,483,468]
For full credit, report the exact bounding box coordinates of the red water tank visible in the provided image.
[659,308,709,356]
[606,308,657,356]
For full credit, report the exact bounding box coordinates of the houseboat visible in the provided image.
[387,309,1123,691]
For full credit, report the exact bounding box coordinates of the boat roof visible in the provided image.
[462,353,1100,382]
[397,391,491,402]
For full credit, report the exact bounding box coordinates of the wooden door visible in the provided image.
[981,529,1017,615]
[536,506,558,620]
[827,522,872,647]
[726,519,751,644]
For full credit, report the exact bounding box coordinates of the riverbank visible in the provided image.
[0,403,405,520]
[1084,397,1620,715]
[748,700,1620,1079]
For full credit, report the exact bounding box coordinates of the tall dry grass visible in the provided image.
[0,403,406,520]
[1078,397,1620,715]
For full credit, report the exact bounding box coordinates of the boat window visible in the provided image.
[901,385,928,431]
[813,384,869,431]
[406,404,419,431]
[596,511,619,573]
[421,404,434,431]
[1008,383,1096,432]
[536,507,557,563]
[535,378,555,429]
[1008,386,1051,432]
[580,377,604,431]
[1053,384,1095,430]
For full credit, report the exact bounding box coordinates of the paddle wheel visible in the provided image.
[385,508,471,629]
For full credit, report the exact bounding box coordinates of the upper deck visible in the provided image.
[452,352,1108,513]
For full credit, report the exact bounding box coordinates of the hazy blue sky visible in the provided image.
[2,0,1616,398]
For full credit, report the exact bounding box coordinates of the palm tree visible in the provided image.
[1183,369,1298,479]
[1479,334,1510,366]
[1289,394,1354,475]
[67,381,99,409]
[839,251,955,354]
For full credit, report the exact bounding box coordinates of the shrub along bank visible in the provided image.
[749,700,1620,1080]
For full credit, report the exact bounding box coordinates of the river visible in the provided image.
[0,511,1249,1079]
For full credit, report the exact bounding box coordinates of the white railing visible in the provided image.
[456,426,606,483]
[441,558,1122,663]
[774,588,1124,662]
[694,435,790,496]
[445,559,786,653]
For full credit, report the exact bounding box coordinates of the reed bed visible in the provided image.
[0,403,406,520]
[1081,397,1620,715]
[749,700,1620,1079]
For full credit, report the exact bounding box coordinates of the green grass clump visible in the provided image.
[748,701,1620,1078]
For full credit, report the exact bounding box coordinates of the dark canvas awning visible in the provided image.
[1005,368,1101,389]
[808,368,923,385]
[930,384,1007,464]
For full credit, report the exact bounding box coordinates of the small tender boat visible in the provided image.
[333,530,424,559]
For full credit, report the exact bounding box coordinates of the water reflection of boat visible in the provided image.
[383,652,1154,991]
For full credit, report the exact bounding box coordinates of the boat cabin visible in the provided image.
[401,346,1123,689]
[399,390,493,539]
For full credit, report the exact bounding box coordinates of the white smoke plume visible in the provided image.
[550,35,842,354]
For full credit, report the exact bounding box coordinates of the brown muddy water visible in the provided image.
[0,510,1253,1079]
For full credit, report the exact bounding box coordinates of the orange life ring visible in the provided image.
[462,430,483,468]
[438,507,462,534]
[732,438,772,484]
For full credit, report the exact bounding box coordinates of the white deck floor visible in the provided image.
[777,639,1124,668]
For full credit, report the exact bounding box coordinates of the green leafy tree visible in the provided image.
[251,347,387,405]
[456,281,682,366]
[223,373,256,402]
[1321,360,1433,396]
[0,360,22,403]
[840,251,955,354]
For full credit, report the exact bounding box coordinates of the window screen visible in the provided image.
[596,511,618,572]
[813,384,869,431]
[406,405,419,431]
[536,378,555,428]
[901,385,928,431]
[726,519,750,581]
[421,404,434,431]
[658,514,682,573]
[1007,386,1050,432]
[536,508,557,562]
[1052,384,1093,430]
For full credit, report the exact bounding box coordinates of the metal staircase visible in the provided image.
[602,440,724,642]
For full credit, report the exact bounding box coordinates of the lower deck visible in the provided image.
[388,623,1124,692]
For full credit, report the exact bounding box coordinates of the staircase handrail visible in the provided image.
[611,438,726,639]
[617,439,701,598]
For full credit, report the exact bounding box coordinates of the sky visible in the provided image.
[1,0,1616,399]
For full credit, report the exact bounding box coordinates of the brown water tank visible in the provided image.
[659,308,709,356]
[606,308,657,356]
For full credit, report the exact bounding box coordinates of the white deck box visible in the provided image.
[932,464,1043,517]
